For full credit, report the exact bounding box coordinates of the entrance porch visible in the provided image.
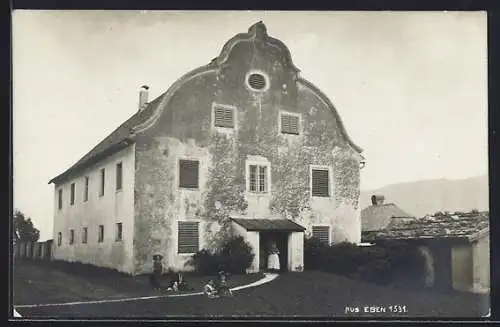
[231,218,306,273]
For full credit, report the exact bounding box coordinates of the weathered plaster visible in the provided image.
[418,245,435,287]
[451,244,473,292]
[52,145,136,274]
[472,234,490,292]
[132,24,362,272]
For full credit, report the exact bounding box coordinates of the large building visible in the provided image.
[48,22,365,275]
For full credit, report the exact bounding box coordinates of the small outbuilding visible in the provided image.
[363,212,490,294]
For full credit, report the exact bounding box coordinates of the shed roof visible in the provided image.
[361,203,414,232]
[362,212,489,243]
[231,218,306,232]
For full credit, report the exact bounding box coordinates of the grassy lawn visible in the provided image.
[13,259,263,306]
[14,259,489,318]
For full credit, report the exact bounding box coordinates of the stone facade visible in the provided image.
[50,22,363,275]
[131,22,363,273]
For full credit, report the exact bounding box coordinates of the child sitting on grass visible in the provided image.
[167,272,194,292]
[217,272,233,297]
[204,280,219,298]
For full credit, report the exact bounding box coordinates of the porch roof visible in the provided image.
[231,218,306,232]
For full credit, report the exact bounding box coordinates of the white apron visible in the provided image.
[267,252,280,270]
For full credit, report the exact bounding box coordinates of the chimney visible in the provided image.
[371,195,385,206]
[138,85,149,111]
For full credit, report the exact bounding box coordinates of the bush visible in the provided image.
[303,237,426,287]
[187,236,255,275]
[221,236,255,274]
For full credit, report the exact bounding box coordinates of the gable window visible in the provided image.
[98,225,104,243]
[179,159,199,189]
[280,112,300,135]
[213,104,236,129]
[82,227,88,244]
[70,183,75,205]
[178,221,199,254]
[115,223,123,241]
[246,71,269,91]
[84,176,89,202]
[57,232,62,246]
[116,162,123,191]
[311,167,330,197]
[58,189,63,210]
[99,168,105,196]
[69,229,75,245]
[312,226,330,245]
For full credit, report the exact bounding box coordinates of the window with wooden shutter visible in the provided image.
[115,223,123,241]
[82,227,88,244]
[281,113,300,135]
[179,160,199,189]
[84,177,89,202]
[69,229,75,245]
[58,189,63,210]
[312,169,330,197]
[178,221,199,254]
[70,183,75,205]
[116,162,123,191]
[100,168,105,196]
[57,232,62,246]
[98,225,104,243]
[214,105,235,128]
[312,226,330,245]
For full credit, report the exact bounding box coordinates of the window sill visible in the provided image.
[178,187,200,191]
[116,188,123,193]
[178,252,197,256]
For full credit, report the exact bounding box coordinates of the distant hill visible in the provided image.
[360,175,489,218]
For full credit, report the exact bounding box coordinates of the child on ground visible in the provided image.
[217,272,233,297]
[204,280,219,298]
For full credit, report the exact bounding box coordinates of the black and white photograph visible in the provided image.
[11,10,490,319]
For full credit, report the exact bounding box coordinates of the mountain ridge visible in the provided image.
[360,174,489,218]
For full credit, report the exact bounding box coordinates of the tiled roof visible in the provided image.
[48,94,165,185]
[361,203,414,232]
[231,218,306,232]
[362,212,489,242]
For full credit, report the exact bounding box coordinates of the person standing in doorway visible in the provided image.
[267,242,280,273]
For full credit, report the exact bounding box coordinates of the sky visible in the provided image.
[12,11,488,241]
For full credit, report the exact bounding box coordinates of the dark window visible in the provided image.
[312,169,330,197]
[84,177,89,202]
[70,183,75,205]
[214,105,235,128]
[57,232,62,246]
[179,160,199,189]
[178,221,199,254]
[247,73,267,90]
[100,169,105,196]
[115,223,123,241]
[82,227,88,244]
[281,114,300,135]
[58,189,63,210]
[116,162,123,191]
[98,225,104,243]
[312,226,330,245]
[69,229,75,245]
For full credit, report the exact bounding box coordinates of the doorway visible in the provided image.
[259,231,289,272]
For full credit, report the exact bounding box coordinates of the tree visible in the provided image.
[13,209,40,243]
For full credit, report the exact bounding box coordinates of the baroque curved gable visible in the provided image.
[215,21,301,74]
[131,21,363,154]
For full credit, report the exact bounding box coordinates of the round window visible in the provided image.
[247,72,268,91]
